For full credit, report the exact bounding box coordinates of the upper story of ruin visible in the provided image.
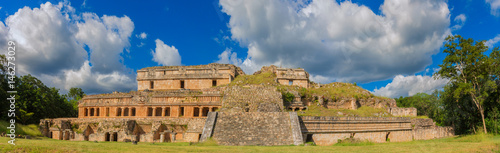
[78,64,312,118]
[136,63,245,91]
[275,68,309,88]
[255,65,310,88]
[78,89,222,119]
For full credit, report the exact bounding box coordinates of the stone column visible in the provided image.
[129,108,133,117]
[153,107,157,117]
[209,107,213,112]
[110,133,114,141]
[199,107,203,117]
[161,107,165,117]
[171,132,176,142]
[121,107,125,117]
[160,133,165,142]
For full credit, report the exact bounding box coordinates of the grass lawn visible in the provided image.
[1,134,499,153]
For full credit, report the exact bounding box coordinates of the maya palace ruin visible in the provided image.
[39,63,454,146]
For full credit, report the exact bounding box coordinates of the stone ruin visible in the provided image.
[40,63,453,145]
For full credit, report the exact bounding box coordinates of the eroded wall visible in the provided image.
[300,116,413,145]
[39,117,206,143]
[209,112,302,146]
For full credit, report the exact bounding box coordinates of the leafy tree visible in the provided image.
[395,90,445,125]
[67,87,85,100]
[65,87,85,113]
[0,54,80,124]
[435,35,498,133]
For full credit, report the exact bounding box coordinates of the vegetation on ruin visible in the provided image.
[0,120,41,137]
[1,134,499,153]
[226,72,278,86]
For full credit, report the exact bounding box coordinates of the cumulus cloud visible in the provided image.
[152,39,182,66]
[136,32,147,39]
[486,34,500,48]
[452,14,466,30]
[216,48,241,65]
[220,0,451,83]
[2,2,87,75]
[0,2,136,94]
[486,0,500,16]
[75,13,134,74]
[372,75,449,98]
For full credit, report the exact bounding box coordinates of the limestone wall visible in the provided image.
[299,116,413,145]
[386,107,417,116]
[221,85,283,112]
[136,63,244,91]
[78,90,222,118]
[209,112,302,146]
[39,117,206,143]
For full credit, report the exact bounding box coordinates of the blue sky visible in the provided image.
[1,0,499,97]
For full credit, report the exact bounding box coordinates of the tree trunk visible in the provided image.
[480,107,488,134]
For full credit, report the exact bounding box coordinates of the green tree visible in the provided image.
[65,87,85,113]
[435,35,497,133]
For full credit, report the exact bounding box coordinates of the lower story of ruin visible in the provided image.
[39,113,454,145]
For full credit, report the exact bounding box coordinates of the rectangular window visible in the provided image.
[180,107,185,116]
[289,80,293,85]
[180,80,185,89]
[212,80,217,87]
[150,81,154,89]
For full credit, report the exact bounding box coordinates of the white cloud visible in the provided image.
[136,32,147,39]
[486,34,500,48]
[220,0,451,83]
[486,0,500,16]
[372,75,449,98]
[215,48,269,74]
[2,2,87,75]
[0,2,136,94]
[452,14,466,30]
[76,13,134,74]
[152,39,182,66]
[216,48,241,65]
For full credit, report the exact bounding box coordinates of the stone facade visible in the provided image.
[40,64,453,146]
[137,63,245,91]
[254,65,310,88]
[39,117,206,142]
[300,116,413,145]
[78,89,222,119]
[202,112,303,146]
[220,85,283,112]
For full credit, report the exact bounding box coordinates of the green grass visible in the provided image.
[0,120,41,137]
[298,105,391,117]
[1,135,499,153]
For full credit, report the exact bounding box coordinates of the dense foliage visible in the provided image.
[0,55,82,124]
[398,35,500,135]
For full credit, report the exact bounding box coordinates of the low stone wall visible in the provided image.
[299,116,413,145]
[386,107,417,116]
[206,112,303,146]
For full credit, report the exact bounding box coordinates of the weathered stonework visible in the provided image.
[220,85,283,112]
[137,63,245,91]
[40,64,453,146]
[40,117,205,142]
[254,65,310,88]
[78,89,222,118]
[300,116,413,145]
[205,112,303,146]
